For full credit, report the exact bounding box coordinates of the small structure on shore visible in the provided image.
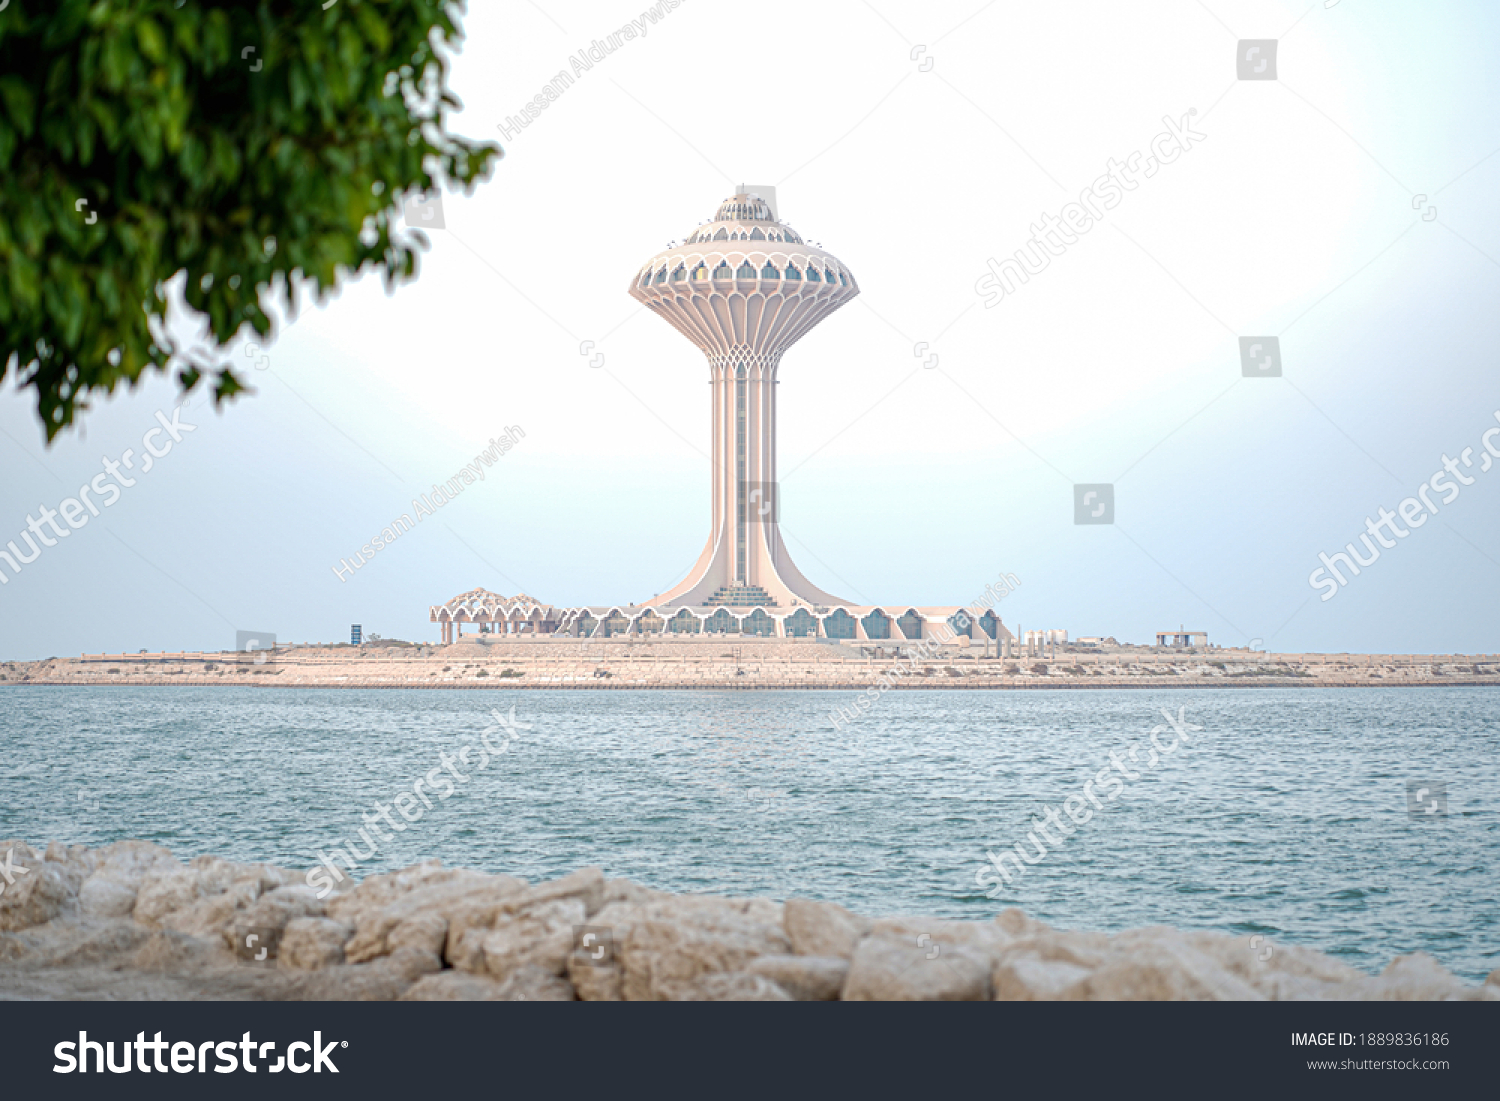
[1157,626,1208,648]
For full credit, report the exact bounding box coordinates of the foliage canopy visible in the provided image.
[0,0,498,440]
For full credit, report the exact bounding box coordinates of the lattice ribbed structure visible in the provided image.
[427,589,559,643]
[631,190,859,608]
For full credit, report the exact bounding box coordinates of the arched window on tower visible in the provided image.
[713,261,733,280]
[805,266,819,282]
[824,268,837,284]
[639,270,651,287]
[839,272,848,285]
[736,260,756,279]
[713,228,729,241]
[653,267,667,284]
[785,264,801,281]
[750,227,765,240]
[671,264,686,282]
[693,263,709,281]
[761,261,780,279]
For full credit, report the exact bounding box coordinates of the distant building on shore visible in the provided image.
[1156,627,1208,647]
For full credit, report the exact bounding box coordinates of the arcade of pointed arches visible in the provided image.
[428,589,1005,644]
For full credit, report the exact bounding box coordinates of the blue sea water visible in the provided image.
[1,686,1496,980]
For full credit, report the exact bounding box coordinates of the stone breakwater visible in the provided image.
[3,841,1497,1001]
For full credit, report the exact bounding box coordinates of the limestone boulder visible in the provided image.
[402,972,516,1001]
[494,964,577,1001]
[131,929,228,973]
[77,878,140,921]
[323,860,466,923]
[0,843,86,930]
[565,906,640,1001]
[278,918,353,971]
[601,878,663,909]
[993,956,1094,1000]
[0,918,151,967]
[222,885,327,962]
[400,965,576,1001]
[661,971,793,1001]
[784,897,869,959]
[843,936,991,1001]
[619,902,792,1001]
[387,912,449,958]
[1178,931,1363,1000]
[508,867,606,917]
[160,882,256,942]
[132,863,202,928]
[78,842,177,919]
[1067,935,1264,1000]
[989,928,1114,1000]
[480,898,587,979]
[868,916,1015,964]
[569,954,625,1001]
[995,907,1051,937]
[284,946,441,1001]
[746,954,848,1000]
[190,855,255,896]
[331,866,525,966]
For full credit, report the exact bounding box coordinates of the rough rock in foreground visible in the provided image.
[1,840,1495,1002]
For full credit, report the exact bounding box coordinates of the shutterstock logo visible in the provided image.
[1239,336,1282,377]
[1406,781,1447,820]
[54,1031,346,1074]
[573,925,615,966]
[740,481,779,523]
[1237,40,1278,80]
[1074,484,1114,525]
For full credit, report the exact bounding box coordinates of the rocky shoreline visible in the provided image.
[2,840,1496,1001]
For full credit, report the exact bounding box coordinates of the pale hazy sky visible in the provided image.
[3,0,1498,659]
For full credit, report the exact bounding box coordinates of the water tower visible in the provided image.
[631,188,859,608]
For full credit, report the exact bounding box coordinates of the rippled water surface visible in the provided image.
[2,687,1496,979]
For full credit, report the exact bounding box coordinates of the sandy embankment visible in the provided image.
[4,641,1500,690]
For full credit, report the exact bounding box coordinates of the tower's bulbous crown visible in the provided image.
[715,195,775,223]
[629,192,859,364]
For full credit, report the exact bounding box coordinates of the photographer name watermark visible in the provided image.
[331,426,523,582]
[496,0,688,142]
